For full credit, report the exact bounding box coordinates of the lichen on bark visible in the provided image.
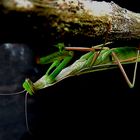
[0,0,140,42]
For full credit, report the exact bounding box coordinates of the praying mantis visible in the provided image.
[1,1,140,137]
[19,1,140,95]
[1,42,139,136]
[23,42,140,95]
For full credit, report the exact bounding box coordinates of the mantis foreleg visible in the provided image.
[23,50,74,95]
[45,51,73,84]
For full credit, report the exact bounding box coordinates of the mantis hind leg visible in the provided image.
[111,49,140,88]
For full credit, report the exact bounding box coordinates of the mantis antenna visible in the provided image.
[0,89,32,135]
[25,92,33,135]
[0,89,26,95]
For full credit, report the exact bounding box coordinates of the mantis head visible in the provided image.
[23,79,35,96]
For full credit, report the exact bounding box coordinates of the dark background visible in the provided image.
[0,0,140,140]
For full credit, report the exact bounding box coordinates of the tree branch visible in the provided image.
[0,0,140,42]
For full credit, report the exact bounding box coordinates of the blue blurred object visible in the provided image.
[0,44,34,140]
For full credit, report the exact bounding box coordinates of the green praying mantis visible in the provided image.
[0,42,140,135]
[23,42,140,95]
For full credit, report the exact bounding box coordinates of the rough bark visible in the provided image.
[0,0,140,43]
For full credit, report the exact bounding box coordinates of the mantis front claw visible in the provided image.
[23,48,74,95]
